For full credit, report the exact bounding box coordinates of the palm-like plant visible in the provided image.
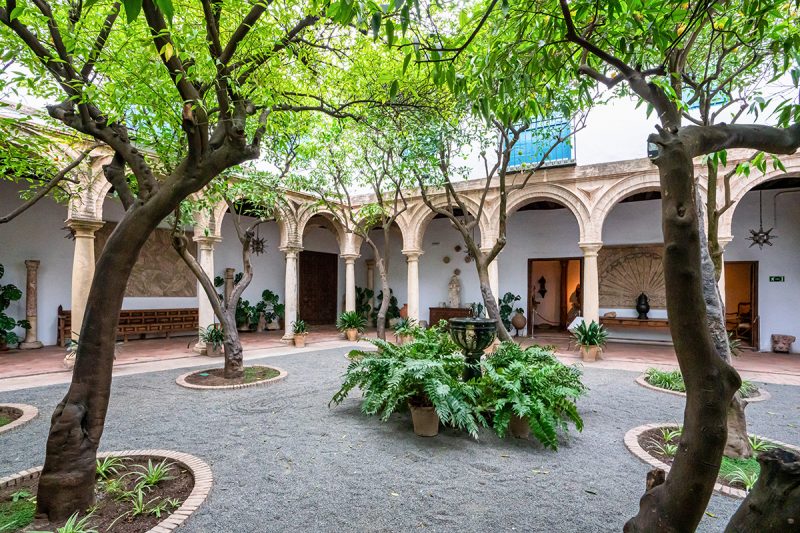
[330,326,484,437]
[336,311,367,333]
[572,320,608,347]
[478,342,585,449]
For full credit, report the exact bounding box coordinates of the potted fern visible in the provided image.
[478,342,585,446]
[337,311,366,341]
[331,326,482,438]
[199,324,225,356]
[572,320,608,362]
[292,320,308,347]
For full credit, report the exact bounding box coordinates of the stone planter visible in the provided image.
[345,328,359,342]
[509,415,530,439]
[294,334,306,348]
[409,404,439,437]
[580,345,602,362]
[449,317,497,381]
[206,343,223,357]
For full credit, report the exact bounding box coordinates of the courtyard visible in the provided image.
[3,345,798,532]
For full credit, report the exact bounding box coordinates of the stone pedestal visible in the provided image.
[19,259,43,349]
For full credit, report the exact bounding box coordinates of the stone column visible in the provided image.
[193,235,221,354]
[402,250,423,321]
[342,254,359,313]
[365,259,375,293]
[68,218,105,341]
[579,242,603,324]
[19,260,43,349]
[281,247,301,341]
[223,267,235,304]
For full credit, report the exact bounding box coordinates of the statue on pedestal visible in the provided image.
[448,269,462,308]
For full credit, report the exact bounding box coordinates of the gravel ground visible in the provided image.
[2,347,798,533]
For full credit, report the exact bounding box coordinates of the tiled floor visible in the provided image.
[1,326,798,389]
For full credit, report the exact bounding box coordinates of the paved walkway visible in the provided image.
[2,346,798,532]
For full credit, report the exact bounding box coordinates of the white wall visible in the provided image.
[0,182,72,346]
[726,188,800,352]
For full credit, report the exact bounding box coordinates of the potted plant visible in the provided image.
[392,317,419,345]
[199,324,225,356]
[256,290,284,331]
[498,292,522,331]
[330,326,482,438]
[336,311,366,341]
[0,264,30,351]
[572,320,608,362]
[235,298,256,332]
[292,320,308,347]
[478,342,585,446]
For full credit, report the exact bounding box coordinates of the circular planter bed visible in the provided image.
[0,404,38,435]
[624,423,800,498]
[0,449,211,533]
[176,365,287,390]
[635,371,770,403]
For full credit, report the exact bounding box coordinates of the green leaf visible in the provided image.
[123,0,143,23]
[385,19,395,46]
[154,0,174,24]
[389,79,399,99]
[371,12,382,40]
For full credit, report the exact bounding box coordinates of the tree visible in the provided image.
[0,0,414,520]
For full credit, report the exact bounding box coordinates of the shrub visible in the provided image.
[572,320,608,347]
[199,324,225,349]
[392,317,420,337]
[336,311,367,333]
[292,320,308,335]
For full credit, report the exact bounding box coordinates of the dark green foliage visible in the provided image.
[571,320,608,347]
[478,342,585,449]
[392,317,419,336]
[371,289,401,326]
[337,311,367,332]
[331,324,484,437]
[256,290,284,322]
[355,286,374,319]
[645,368,758,398]
[199,324,225,349]
[498,292,521,330]
[0,264,30,346]
[292,320,308,334]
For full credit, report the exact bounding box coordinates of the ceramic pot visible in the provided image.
[206,343,223,357]
[399,304,409,319]
[509,415,530,439]
[294,334,306,348]
[409,404,439,437]
[345,328,359,341]
[511,312,526,331]
[636,292,650,319]
[580,345,601,362]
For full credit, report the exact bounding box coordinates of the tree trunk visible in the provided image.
[220,312,243,379]
[37,204,165,520]
[376,264,390,341]
[624,129,740,532]
[477,262,511,342]
[725,448,800,532]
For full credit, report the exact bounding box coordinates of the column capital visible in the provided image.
[280,245,303,257]
[365,259,376,268]
[718,235,734,249]
[24,259,41,269]
[402,248,424,260]
[66,217,104,237]
[193,234,222,246]
[341,253,360,262]
[579,241,603,255]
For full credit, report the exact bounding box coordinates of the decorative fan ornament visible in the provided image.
[599,251,666,308]
[746,191,777,249]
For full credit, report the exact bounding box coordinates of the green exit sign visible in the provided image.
[769,276,785,282]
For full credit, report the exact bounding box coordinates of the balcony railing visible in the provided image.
[508,118,575,169]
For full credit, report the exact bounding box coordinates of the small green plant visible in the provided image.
[659,427,683,443]
[108,487,156,530]
[292,320,308,335]
[727,331,742,357]
[9,490,33,503]
[645,368,759,397]
[572,320,608,347]
[101,478,128,500]
[56,512,97,533]
[235,298,257,328]
[255,289,284,324]
[336,311,367,333]
[649,439,678,458]
[355,286,374,320]
[0,264,31,348]
[739,380,758,398]
[199,324,225,350]
[748,435,776,452]
[392,317,419,337]
[722,465,759,491]
[148,497,180,518]
[95,456,127,480]
[370,289,400,326]
[498,292,521,330]
[132,459,175,487]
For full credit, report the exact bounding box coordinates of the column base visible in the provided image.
[281,333,295,343]
[192,340,208,355]
[19,341,43,350]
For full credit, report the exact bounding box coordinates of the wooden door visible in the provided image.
[299,251,338,325]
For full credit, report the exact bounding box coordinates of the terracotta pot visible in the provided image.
[294,334,306,348]
[580,345,601,362]
[399,304,409,319]
[345,328,359,341]
[409,404,439,437]
[206,343,224,357]
[509,415,530,439]
[511,312,526,331]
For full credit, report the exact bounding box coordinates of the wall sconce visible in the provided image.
[537,276,548,299]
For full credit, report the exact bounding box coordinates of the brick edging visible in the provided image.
[176,366,288,390]
[634,375,771,403]
[0,403,38,435]
[0,449,212,533]
[623,423,800,499]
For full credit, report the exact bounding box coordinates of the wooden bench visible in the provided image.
[600,317,669,328]
[57,306,199,346]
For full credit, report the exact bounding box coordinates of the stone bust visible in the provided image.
[448,269,462,308]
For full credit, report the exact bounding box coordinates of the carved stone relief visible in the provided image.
[95,223,197,297]
[598,245,665,309]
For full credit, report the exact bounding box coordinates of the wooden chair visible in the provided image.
[727,302,754,344]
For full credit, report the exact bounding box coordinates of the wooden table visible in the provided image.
[428,307,471,326]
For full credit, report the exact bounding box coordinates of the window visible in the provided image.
[508,117,575,169]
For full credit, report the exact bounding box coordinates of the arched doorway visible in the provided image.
[299,214,346,325]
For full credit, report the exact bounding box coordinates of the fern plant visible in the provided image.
[477,342,585,449]
[330,325,484,437]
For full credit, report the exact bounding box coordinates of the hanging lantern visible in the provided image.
[746,190,777,249]
[250,225,267,255]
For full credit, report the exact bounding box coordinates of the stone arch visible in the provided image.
[718,164,800,238]
[202,194,298,249]
[505,185,593,242]
[296,204,350,254]
[592,172,664,241]
[66,152,114,221]
[398,194,484,252]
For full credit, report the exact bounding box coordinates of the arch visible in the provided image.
[66,152,114,221]
[718,164,800,238]
[296,204,350,254]
[201,194,298,249]
[592,172,662,240]
[398,193,484,252]
[505,185,592,242]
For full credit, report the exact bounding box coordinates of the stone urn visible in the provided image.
[409,402,439,437]
[449,317,497,381]
[636,292,650,319]
[511,312,526,334]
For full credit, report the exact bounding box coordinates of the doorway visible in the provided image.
[527,258,582,333]
[299,250,338,325]
[724,261,758,348]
